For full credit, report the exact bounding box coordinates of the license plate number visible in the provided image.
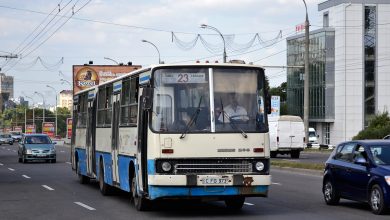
[199,176,231,185]
[37,154,46,157]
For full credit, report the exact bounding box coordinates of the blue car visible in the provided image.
[323,140,390,215]
[18,134,56,163]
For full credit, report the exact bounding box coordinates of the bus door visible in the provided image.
[86,92,96,176]
[111,91,121,184]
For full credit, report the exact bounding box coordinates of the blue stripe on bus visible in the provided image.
[118,155,136,192]
[148,185,269,200]
[96,151,113,185]
[147,160,155,175]
[75,148,87,175]
[139,75,150,84]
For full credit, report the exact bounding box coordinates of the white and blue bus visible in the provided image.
[71,63,272,210]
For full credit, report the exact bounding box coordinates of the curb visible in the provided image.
[271,166,323,176]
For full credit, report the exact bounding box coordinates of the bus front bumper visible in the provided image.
[147,174,271,200]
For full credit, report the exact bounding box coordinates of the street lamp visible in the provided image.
[47,85,58,136]
[141,40,161,64]
[302,0,310,145]
[60,78,71,86]
[24,94,35,131]
[104,57,119,65]
[200,24,227,63]
[34,91,45,123]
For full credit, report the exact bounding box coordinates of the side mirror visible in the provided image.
[354,157,368,166]
[141,87,153,110]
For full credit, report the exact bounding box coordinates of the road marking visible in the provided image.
[60,150,65,153]
[8,168,15,171]
[66,162,72,165]
[22,175,31,179]
[74,202,96,210]
[42,185,55,191]
[13,150,16,152]
[272,182,282,185]
[0,163,3,166]
[244,202,255,206]
[7,149,10,151]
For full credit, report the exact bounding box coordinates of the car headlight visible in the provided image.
[161,162,172,172]
[255,161,265,171]
[26,149,32,154]
[385,176,390,186]
[50,147,56,153]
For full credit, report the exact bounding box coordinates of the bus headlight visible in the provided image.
[255,162,264,171]
[161,162,172,172]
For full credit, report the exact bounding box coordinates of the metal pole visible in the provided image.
[141,40,161,64]
[303,0,310,144]
[24,95,35,130]
[47,85,58,136]
[24,107,27,133]
[200,24,226,63]
[35,92,45,124]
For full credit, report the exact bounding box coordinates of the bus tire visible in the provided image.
[131,175,150,211]
[225,196,245,210]
[99,162,112,196]
[77,160,89,184]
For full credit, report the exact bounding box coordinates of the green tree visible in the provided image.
[353,112,390,140]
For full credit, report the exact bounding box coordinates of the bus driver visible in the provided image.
[218,93,249,123]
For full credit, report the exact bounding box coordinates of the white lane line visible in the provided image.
[272,182,282,185]
[7,149,10,151]
[0,163,3,166]
[8,168,15,171]
[42,185,55,191]
[244,202,255,206]
[12,150,16,152]
[74,202,96,211]
[66,162,72,165]
[60,150,65,153]
[22,175,31,179]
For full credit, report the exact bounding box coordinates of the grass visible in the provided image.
[271,160,325,171]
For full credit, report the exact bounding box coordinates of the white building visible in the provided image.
[59,90,73,111]
[287,0,390,146]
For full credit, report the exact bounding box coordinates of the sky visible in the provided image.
[0,0,324,106]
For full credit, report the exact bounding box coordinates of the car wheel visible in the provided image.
[323,179,340,205]
[270,152,277,158]
[18,156,22,163]
[291,150,300,159]
[10,142,13,145]
[131,175,150,211]
[370,185,387,215]
[225,196,245,210]
[99,163,111,195]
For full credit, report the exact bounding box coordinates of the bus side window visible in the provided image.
[120,77,139,126]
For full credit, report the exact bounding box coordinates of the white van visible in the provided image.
[269,115,305,158]
[308,127,319,146]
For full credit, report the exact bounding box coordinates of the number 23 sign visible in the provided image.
[162,73,206,84]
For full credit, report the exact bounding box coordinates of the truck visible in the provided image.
[269,115,305,158]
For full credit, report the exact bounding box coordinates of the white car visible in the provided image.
[384,135,390,140]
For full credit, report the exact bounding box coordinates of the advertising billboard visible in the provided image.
[72,65,142,94]
[270,96,280,118]
[66,118,72,139]
[42,122,55,138]
[13,126,23,132]
[25,124,36,134]
[3,127,11,133]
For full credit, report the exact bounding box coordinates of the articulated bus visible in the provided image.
[71,63,272,210]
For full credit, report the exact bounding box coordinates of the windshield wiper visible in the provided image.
[180,96,203,139]
[222,111,248,138]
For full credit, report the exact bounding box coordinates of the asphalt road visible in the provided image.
[1,144,389,219]
[272,151,332,164]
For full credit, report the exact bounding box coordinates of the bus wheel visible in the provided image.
[225,196,245,210]
[77,161,89,184]
[131,176,149,211]
[99,163,112,196]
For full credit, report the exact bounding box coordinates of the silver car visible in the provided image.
[0,134,14,145]
[18,134,56,163]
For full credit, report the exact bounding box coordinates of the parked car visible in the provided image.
[0,134,14,145]
[322,140,390,215]
[384,135,390,140]
[18,134,56,163]
[10,131,23,142]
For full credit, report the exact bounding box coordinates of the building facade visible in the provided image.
[287,0,390,145]
[0,73,14,113]
[59,90,73,111]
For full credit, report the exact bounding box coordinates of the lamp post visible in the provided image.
[24,95,35,128]
[104,57,119,65]
[302,0,310,144]
[200,24,227,63]
[34,91,45,123]
[47,85,58,136]
[141,40,161,64]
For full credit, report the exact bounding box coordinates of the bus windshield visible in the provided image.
[151,67,267,133]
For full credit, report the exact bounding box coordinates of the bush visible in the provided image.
[353,112,390,140]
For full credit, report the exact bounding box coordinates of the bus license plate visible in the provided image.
[199,176,231,185]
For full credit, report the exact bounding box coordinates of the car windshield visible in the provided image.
[25,136,51,144]
[369,145,390,165]
[309,132,316,137]
[0,134,11,138]
[11,132,21,135]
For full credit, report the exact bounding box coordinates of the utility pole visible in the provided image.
[0,54,18,59]
[303,0,310,145]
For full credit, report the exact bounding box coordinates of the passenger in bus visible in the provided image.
[218,93,249,123]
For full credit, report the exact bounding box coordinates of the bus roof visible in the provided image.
[74,63,265,96]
